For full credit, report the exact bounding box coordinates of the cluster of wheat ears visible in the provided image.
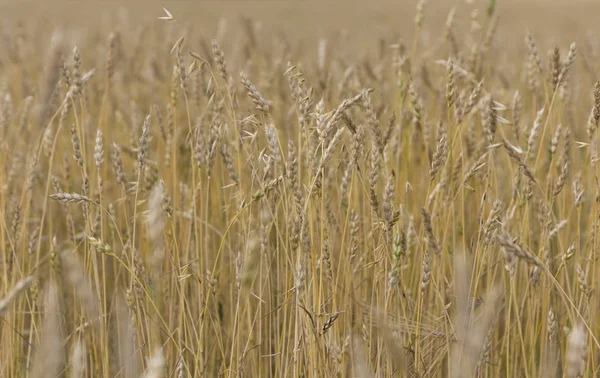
[1,1,600,377]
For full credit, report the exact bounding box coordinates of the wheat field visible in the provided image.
[1,0,600,377]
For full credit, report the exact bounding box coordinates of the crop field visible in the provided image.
[1,0,600,377]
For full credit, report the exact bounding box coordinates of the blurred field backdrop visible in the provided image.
[2,0,600,377]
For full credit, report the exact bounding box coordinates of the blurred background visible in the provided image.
[2,0,598,57]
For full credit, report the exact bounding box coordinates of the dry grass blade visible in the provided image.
[158,7,173,20]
